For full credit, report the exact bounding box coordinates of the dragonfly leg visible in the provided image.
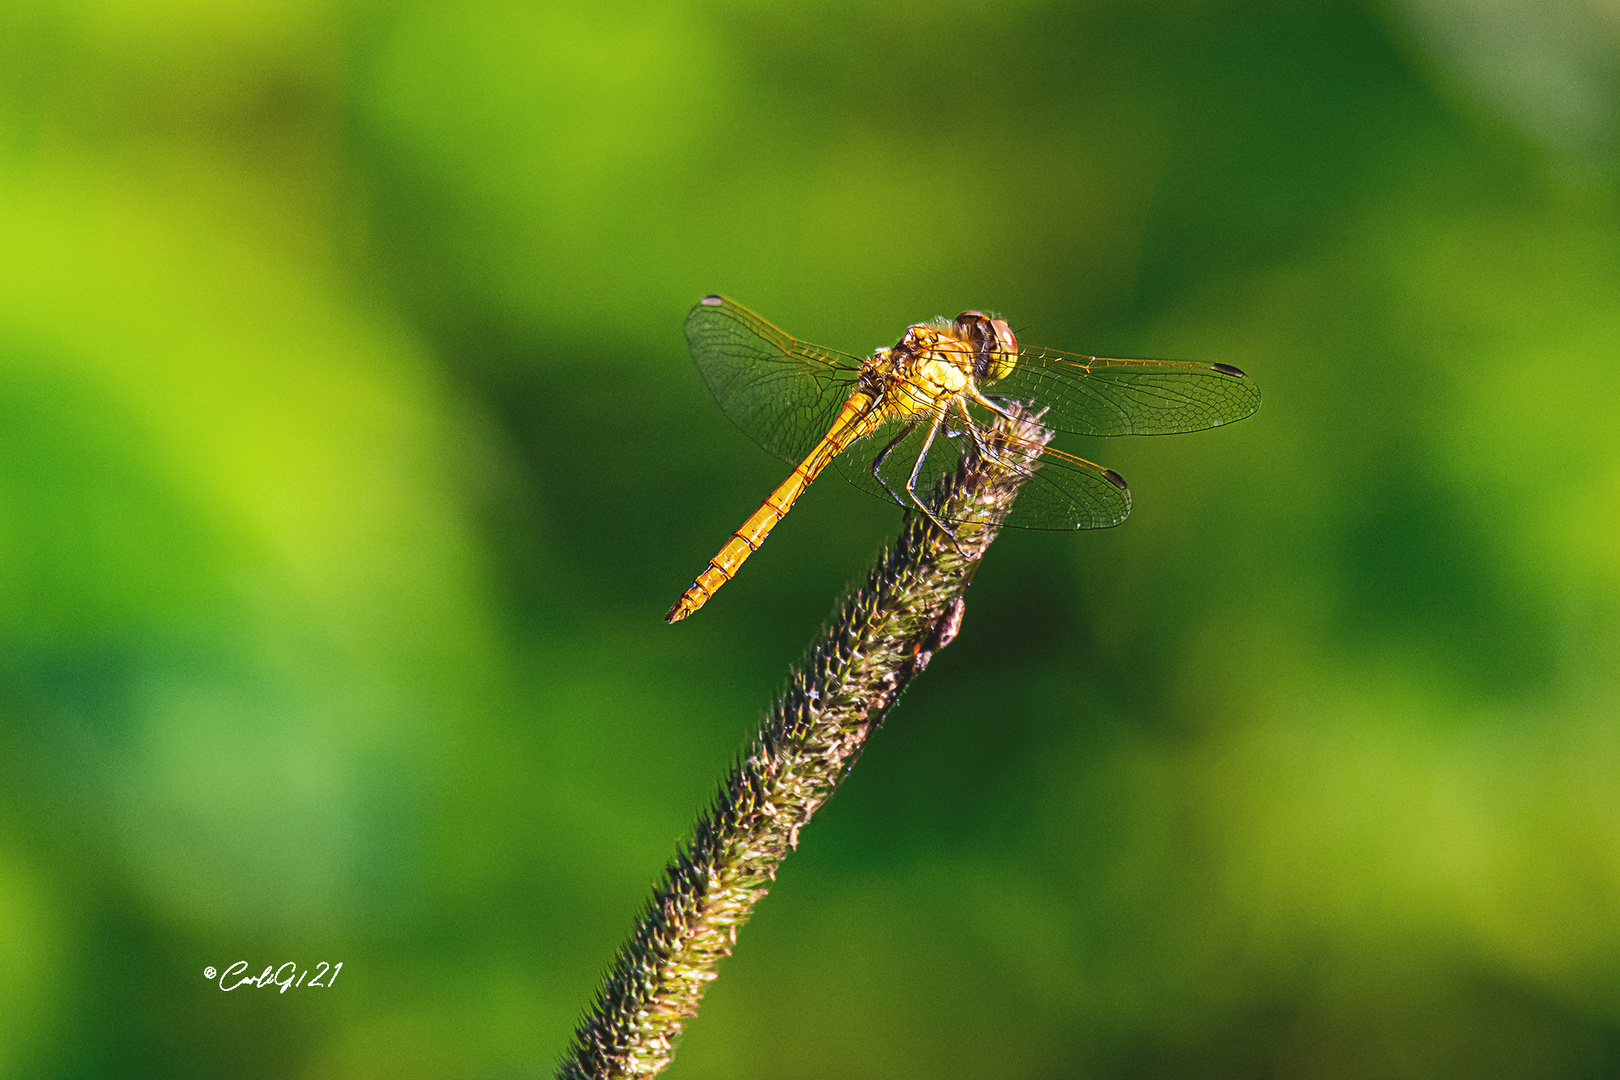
[967,390,1038,473]
[955,399,1000,462]
[976,391,1021,420]
[904,413,965,547]
[971,389,1028,442]
[869,422,918,510]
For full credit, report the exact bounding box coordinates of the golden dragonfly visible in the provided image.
[667,295,1260,622]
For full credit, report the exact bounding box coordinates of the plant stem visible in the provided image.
[557,404,1053,1079]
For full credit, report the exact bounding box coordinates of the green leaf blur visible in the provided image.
[2,0,1617,1076]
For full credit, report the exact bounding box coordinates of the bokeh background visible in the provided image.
[3,0,1619,1076]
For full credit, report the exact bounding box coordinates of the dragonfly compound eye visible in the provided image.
[986,318,1018,382]
[952,311,1019,383]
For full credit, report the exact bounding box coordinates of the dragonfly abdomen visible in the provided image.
[666,390,878,622]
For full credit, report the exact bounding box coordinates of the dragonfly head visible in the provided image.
[952,311,1019,384]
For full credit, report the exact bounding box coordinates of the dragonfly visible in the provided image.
[666,295,1260,622]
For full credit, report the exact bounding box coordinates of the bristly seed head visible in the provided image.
[555,403,1055,1080]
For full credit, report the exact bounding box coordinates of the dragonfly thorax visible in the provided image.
[863,324,978,421]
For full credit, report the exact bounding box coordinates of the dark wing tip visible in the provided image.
[1103,468,1129,491]
[700,294,724,306]
[1210,362,1247,377]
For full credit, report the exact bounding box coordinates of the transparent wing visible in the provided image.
[834,406,1132,531]
[684,295,867,464]
[988,346,1261,437]
[999,443,1133,530]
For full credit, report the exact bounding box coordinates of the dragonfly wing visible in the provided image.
[685,295,865,464]
[834,412,1132,531]
[989,349,1261,436]
[998,444,1131,530]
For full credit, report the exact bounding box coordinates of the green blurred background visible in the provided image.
[2,0,1619,1076]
